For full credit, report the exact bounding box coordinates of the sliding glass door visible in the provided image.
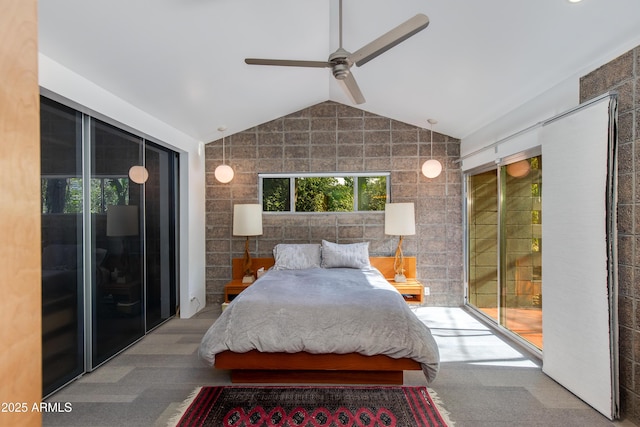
[41,98,85,396]
[144,144,178,330]
[467,170,499,320]
[90,120,145,366]
[467,155,542,349]
[502,157,542,348]
[40,96,178,396]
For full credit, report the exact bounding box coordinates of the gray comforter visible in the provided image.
[198,267,439,382]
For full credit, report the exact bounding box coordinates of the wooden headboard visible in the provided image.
[232,256,416,280]
[370,256,416,279]
[232,257,276,280]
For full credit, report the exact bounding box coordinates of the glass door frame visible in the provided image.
[464,148,543,356]
[41,94,180,396]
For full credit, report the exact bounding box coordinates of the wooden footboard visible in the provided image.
[215,350,421,384]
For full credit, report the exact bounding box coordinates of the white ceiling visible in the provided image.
[38,0,640,142]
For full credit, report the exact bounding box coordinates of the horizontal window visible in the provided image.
[259,173,389,213]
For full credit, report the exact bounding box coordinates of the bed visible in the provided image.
[199,241,440,384]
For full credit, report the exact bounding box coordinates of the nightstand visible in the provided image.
[224,279,252,303]
[222,257,275,310]
[388,279,424,304]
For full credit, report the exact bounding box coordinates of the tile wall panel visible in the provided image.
[580,46,640,423]
[205,101,463,307]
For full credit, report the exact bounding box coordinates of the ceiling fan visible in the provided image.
[244,0,429,104]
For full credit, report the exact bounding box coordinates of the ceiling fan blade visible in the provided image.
[338,73,366,104]
[245,58,332,68]
[349,13,429,67]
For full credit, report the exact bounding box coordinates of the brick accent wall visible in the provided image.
[580,46,640,422]
[205,101,462,307]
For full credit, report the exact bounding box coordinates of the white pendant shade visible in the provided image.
[422,159,442,178]
[129,165,149,184]
[215,164,234,183]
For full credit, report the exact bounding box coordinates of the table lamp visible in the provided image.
[233,204,263,283]
[384,202,416,282]
[106,205,139,281]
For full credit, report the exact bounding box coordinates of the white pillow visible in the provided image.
[321,240,370,269]
[272,243,322,270]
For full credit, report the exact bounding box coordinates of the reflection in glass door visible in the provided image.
[144,144,177,330]
[41,96,179,396]
[503,157,542,348]
[467,155,543,350]
[40,98,85,396]
[467,170,499,321]
[91,120,145,366]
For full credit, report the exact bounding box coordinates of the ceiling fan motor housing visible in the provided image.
[329,48,352,80]
[332,63,350,80]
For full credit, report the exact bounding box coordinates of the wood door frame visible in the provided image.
[0,1,42,425]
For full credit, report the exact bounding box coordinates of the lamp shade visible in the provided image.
[129,165,149,184]
[384,203,416,236]
[233,204,263,236]
[106,205,139,237]
[215,164,234,183]
[506,160,531,178]
[422,159,442,178]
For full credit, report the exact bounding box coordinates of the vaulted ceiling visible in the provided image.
[38,0,640,142]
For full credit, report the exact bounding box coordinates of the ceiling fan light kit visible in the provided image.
[245,0,429,105]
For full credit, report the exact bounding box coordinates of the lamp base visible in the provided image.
[394,274,407,283]
[242,275,255,284]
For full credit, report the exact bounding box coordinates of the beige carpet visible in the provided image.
[42,306,627,427]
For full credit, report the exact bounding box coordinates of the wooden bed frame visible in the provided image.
[216,256,422,384]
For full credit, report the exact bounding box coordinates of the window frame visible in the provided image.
[259,172,390,213]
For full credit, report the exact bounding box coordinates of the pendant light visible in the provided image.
[506,160,531,178]
[129,137,149,184]
[214,126,234,183]
[421,118,442,178]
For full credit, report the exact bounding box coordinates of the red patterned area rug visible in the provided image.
[170,385,452,427]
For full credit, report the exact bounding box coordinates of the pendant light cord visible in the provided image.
[430,123,433,158]
[428,118,437,158]
[218,126,228,165]
[222,134,226,164]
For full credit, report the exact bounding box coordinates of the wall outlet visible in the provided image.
[424,287,430,296]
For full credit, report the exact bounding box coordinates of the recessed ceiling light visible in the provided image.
[568,0,583,3]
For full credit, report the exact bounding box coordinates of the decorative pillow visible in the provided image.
[272,243,322,270]
[321,240,370,269]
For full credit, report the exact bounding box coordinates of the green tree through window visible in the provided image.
[261,173,389,212]
[295,177,353,212]
[262,178,290,212]
[357,176,386,211]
